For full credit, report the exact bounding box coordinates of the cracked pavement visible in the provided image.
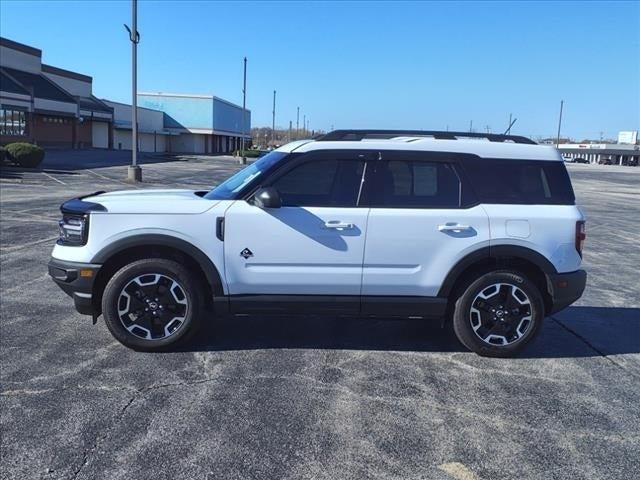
[1,153,639,480]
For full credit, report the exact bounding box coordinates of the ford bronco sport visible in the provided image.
[49,130,587,357]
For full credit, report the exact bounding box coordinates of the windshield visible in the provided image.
[204,151,288,200]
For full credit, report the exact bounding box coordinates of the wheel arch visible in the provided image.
[439,245,556,314]
[91,234,224,315]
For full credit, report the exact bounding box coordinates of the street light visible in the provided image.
[240,57,247,165]
[124,0,141,182]
[272,90,276,147]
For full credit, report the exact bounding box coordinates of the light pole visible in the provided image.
[556,100,564,148]
[272,90,276,147]
[125,0,141,182]
[240,57,247,164]
[296,107,300,140]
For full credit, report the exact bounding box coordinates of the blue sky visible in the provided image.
[1,1,638,139]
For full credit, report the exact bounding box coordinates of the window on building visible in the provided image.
[0,108,27,136]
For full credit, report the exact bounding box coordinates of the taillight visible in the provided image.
[575,221,586,256]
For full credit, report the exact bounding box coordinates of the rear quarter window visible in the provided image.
[462,158,575,205]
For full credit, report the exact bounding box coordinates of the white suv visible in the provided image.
[49,130,587,357]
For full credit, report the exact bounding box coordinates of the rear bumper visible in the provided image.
[546,269,587,315]
[48,258,101,315]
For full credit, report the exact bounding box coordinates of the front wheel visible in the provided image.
[452,270,544,357]
[102,258,203,351]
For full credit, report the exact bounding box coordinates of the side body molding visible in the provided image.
[438,245,558,297]
[91,234,224,296]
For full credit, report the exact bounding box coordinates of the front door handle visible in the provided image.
[324,221,354,230]
[438,224,471,232]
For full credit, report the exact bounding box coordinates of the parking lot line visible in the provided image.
[41,171,66,185]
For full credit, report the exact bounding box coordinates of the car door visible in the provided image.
[361,150,490,315]
[223,150,372,313]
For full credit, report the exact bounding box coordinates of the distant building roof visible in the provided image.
[42,63,92,83]
[0,37,41,57]
[78,95,113,114]
[1,66,75,103]
[0,69,30,96]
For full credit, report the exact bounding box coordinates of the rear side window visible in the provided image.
[370,160,461,208]
[463,159,575,205]
[270,159,365,207]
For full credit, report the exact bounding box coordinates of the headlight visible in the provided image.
[58,214,88,246]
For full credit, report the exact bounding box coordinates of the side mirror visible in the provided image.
[253,187,282,209]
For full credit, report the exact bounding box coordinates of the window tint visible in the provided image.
[463,159,575,205]
[271,159,365,207]
[372,161,461,208]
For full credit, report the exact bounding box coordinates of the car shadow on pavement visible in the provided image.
[180,306,640,358]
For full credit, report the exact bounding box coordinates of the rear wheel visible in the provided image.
[102,258,203,351]
[452,270,544,357]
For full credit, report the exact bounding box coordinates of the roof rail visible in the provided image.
[316,129,537,145]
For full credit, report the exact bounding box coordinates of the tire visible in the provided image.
[452,270,544,358]
[102,258,203,351]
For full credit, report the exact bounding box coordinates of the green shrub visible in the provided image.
[232,149,262,158]
[5,142,45,168]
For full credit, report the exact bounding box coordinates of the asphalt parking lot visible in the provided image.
[1,153,639,480]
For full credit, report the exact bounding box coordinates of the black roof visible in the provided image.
[0,70,30,96]
[317,129,537,145]
[78,96,113,114]
[1,66,76,103]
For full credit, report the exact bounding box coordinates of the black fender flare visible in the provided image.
[91,234,224,296]
[438,245,558,297]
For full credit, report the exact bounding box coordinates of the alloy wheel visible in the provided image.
[117,273,189,340]
[469,282,533,346]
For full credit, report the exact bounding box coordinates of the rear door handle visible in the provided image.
[324,221,354,230]
[438,224,471,232]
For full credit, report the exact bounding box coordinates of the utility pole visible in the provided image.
[296,107,300,140]
[240,57,247,164]
[505,115,517,135]
[469,120,473,133]
[485,125,491,133]
[303,114,306,137]
[556,100,564,148]
[125,0,141,181]
[271,90,276,147]
[288,120,292,142]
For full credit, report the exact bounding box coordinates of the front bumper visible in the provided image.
[546,269,587,315]
[48,258,101,315]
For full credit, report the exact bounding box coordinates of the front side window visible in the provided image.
[270,158,365,207]
[370,160,461,208]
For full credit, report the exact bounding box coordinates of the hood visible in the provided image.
[83,189,219,214]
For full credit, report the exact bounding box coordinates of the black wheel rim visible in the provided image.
[117,273,189,340]
[469,283,533,346]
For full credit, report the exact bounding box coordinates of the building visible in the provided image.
[139,92,250,154]
[0,37,113,148]
[558,138,640,166]
[103,99,177,153]
[1,36,251,154]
